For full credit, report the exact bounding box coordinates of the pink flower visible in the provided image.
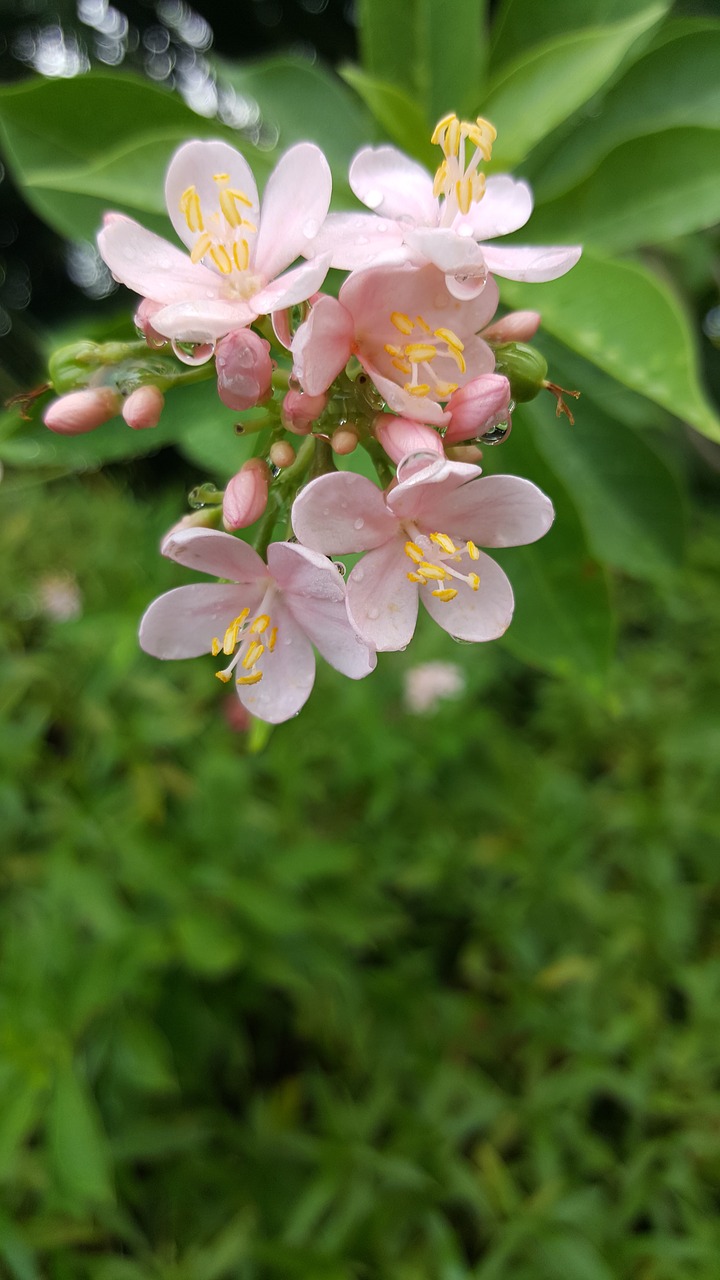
[98,139,333,349]
[292,264,499,426]
[444,374,512,444]
[374,415,444,464]
[222,459,269,530]
[292,452,554,651]
[307,115,580,300]
[122,385,164,430]
[43,387,120,435]
[139,528,376,723]
[215,329,273,410]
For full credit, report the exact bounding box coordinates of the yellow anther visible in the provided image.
[415,315,431,333]
[456,179,472,216]
[466,541,480,560]
[190,232,213,264]
[236,671,263,685]
[404,541,425,564]
[404,383,431,397]
[180,186,204,233]
[384,343,402,357]
[433,162,448,199]
[219,187,255,228]
[213,172,231,183]
[267,627,278,652]
[431,113,456,146]
[233,239,249,271]
[210,244,233,274]
[430,532,458,554]
[211,637,221,657]
[215,669,233,683]
[432,587,459,602]
[250,614,270,634]
[242,640,265,670]
[418,561,448,581]
[468,573,480,591]
[434,328,464,353]
[390,311,414,335]
[467,116,497,159]
[406,342,438,363]
[434,381,459,398]
[392,358,411,374]
[407,571,427,583]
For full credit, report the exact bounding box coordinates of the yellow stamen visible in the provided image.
[267,627,278,652]
[250,614,270,634]
[180,186,204,233]
[392,358,412,374]
[390,311,414,335]
[406,342,438,363]
[415,315,431,333]
[190,232,213,264]
[418,561,448,581]
[466,541,480,560]
[434,327,464,353]
[407,571,426,583]
[432,587,458,602]
[233,239,249,271]
[236,671,263,685]
[404,383,431,397]
[404,541,425,564]
[211,637,222,657]
[210,244,233,274]
[433,380,459,397]
[431,532,457,554]
[213,172,231,183]
[215,670,233,683]
[431,113,456,145]
[456,178,472,216]
[468,573,480,591]
[242,640,265,670]
[433,162,447,198]
[384,343,402,356]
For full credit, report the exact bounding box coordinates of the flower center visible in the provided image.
[404,528,481,602]
[180,172,260,294]
[431,113,496,225]
[210,598,278,687]
[384,311,466,400]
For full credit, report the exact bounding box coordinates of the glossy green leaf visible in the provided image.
[356,0,486,126]
[0,72,263,241]
[481,6,667,170]
[528,128,720,252]
[47,1065,114,1206]
[526,391,686,581]
[500,251,720,443]
[482,419,614,684]
[339,66,433,165]
[491,0,670,66]
[533,26,720,201]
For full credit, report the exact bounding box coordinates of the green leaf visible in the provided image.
[339,67,434,165]
[356,0,487,126]
[500,251,720,443]
[481,6,667,170]
[491,0,670,65]
[482,419,614,684]
[0,72,265,241]
[47,1065,114,1206]
[533,26,720,201]
[528,128,720,252]
[525,392,686,581]
[215,55,372,195]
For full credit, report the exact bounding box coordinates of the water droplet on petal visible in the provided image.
[367,606,379,620]
[365,189,383,209]
[353,517,365,530]
[353,567,364,583]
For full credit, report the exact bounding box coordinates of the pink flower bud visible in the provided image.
[222,459,269,530]
[43,387,120,435]
[444,375,512,444]
[134,298,167,349]
[122,385,164,430]
[215,329,272,411]
[281,388,327,434]
[482,311,541,344]
[374,414,444,464]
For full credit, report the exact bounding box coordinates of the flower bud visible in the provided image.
[444,375,511,444]
[492,343,548,403]
[282,388,327,434]
[164,508,223,539]
[374,414,443,464]
[222,459,269,531]
[269,441,295,469]
[43,387,120,435]
[48,341,104,394]
[122,385,164,430]
[482,311,541,344]
[216,329,272,411]
[134,299,167,349]
[331,428,358,455]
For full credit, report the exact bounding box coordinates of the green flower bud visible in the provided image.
[491,342,548,403]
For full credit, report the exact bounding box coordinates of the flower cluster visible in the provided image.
[41,113,581,724]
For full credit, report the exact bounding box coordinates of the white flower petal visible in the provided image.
[346,538,419,652]
[165,139,260,256]
[417,474,555,547]
[454,175,533,240]
[307,211,406,270]
[162,527,269,583]
[481,244,582,282]
[152,299,257,343]
[251,254,331,314]
[292,472,398,554]
[98,214,223,305]
[350,145,437,224]
[254,143,332,281]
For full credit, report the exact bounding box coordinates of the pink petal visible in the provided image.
[291,295,354,396]
[254,143,332,281]
[292,472,398,554]
[268,540,345,603]
[272,307,293,349]
[151,299,257,343]
[417,473,556,547]
[454,175,533,240]
[164,139,260,256]
[98,214,223,305]
[420,549,514,641]
[346,537,419,652]
[307,211,406,270]
[374,415,444,464]
[403,227,489,279]
[139,583,255,658]
[269,543,376,678]
[161,527,269,583]
[237,600,316,723]
[251,254,331,314]
[481,244,582,283]
[386,454,464,524]
[349,146,437,224]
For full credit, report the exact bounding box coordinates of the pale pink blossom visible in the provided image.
[444,374,511,444]
[291,264,499,427]
[43,387,120,435]
[98,139,333,349]
[292,452,554,651]
[215,329,272,410]
[139,528,376,723]
[307,116,580,300]
[122,385,164,430]
[222,459,269,530]
[404,661,465,714]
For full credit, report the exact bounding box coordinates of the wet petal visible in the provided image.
[152,299,256,343]
[420,549,514,641]
[307,211,406,270]
[251,254,332,314]
[416,473,555,547]
[291,295,354,396]
[270,542,376,678]
[268,540,345,603]
[292,472,398,554]
[162,527,269,583]
[346,537,419,652]
[350,145,437,224]
[237,601,316,723]
[97,214,223,305]
[165,139,260,256]
[404,227,488,278]
[481,243,582,282]
[454,175,533,240]
[254,143,332,280]
[139,583,253,658]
